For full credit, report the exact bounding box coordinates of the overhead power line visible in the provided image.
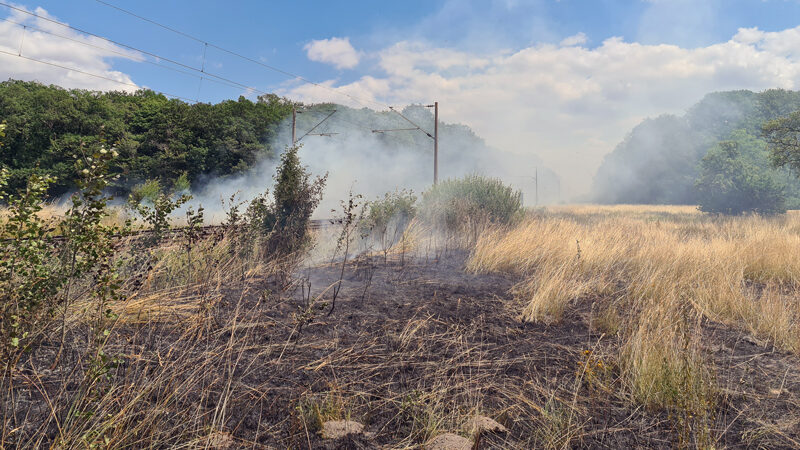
[0,16,261,96]
[0,2,274,98]
[388,106,433,138]
[0,48,195,102]
[296,109,337,143]
[0,1,440,161]
[57,0,435,139]
[372,102,440,184]
[93,0,391,111]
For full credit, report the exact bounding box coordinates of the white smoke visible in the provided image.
[187,105,561,223]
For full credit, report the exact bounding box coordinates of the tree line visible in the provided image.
[0,80,296,198]
[593,88,800,214]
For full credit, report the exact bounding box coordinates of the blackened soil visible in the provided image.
[11,249,800,449]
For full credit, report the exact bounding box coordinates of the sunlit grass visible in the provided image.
[468,204,800,431]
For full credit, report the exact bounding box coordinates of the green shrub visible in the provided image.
[419,175,523,231]
[129,179,163,204]
[128,180,191,245]
[359,189,417,248]
[0,142,125,368]
[246,145,327,256]
[0,170,62,361]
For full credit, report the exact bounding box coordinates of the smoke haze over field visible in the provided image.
[281,3,800,199]
[191,105,560,221]
[591,89,800,206]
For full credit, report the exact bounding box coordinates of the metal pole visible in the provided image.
[434,101,438,185]
[373,103,437,184]
[291,106,296,146]
[535,167,538,206]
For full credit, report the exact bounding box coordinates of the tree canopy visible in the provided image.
[0,81,560,203]
[593,88,800,211]
[0,80,295,197]
[763,111,800,177]
[695,130,786,215]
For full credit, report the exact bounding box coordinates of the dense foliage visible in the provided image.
[763,110,800,177]
[695,131,787,215]
[359,189,417,255]
[593,89,800,210]
[245,145,327,255]
[419,175,523,232]
[360,189,417,235]
[0,142,124,369]
[0,80,295,197]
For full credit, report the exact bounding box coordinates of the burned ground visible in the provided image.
[7,247,800,448]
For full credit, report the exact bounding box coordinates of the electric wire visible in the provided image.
[93,0,392,111]
[0,2,273,98]
[0,16,261,95]
[300,108,374,135]
[0,48,195,102]
[1,1,435,146]
[388,106,434,138]
[296,109,336,143]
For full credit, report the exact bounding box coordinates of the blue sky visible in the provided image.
[4,0,800,196]
[5,0,800,103]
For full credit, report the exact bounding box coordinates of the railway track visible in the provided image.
[0,219,336,244]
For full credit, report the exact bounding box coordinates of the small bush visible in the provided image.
[272,146,327,252]
[419,175,523,232]
[245,145,327,256]
[359,189,417,252]
[128,179,191,245]
[0,143,124,368]
[0,170,61,361]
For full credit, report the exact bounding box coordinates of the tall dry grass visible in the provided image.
[468,205,800,439]
[469,206,800,352]
[2,225,304,447]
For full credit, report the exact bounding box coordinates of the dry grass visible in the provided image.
[7,202,800,448]
[1,221,306,448]
[468,204,800,441]
[0,203,130,229]
[469,205,800,352]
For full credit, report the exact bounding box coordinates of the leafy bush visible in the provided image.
[58,144,127,391]
[0,143,125,367]
[128,179,191,245]
[359,189,417,248]
[129,179,163,204]
[419,175,523,231]
[0,170,61,361]
[695,138,786,215]
[246,145,327,256]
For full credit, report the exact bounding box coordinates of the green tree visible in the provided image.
[593,89,800,205]
[0,81,295,197]
[763,110,800,176]
[269,145,327,254]
[695,135,786,215]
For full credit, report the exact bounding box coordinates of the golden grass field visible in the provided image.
[468,204,800,443]
[6,202,800,447]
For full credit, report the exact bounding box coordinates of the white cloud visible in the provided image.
[560,32,587,47]
[304,37,361,70]
[0,5,140,91]
[284,26,800,198]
